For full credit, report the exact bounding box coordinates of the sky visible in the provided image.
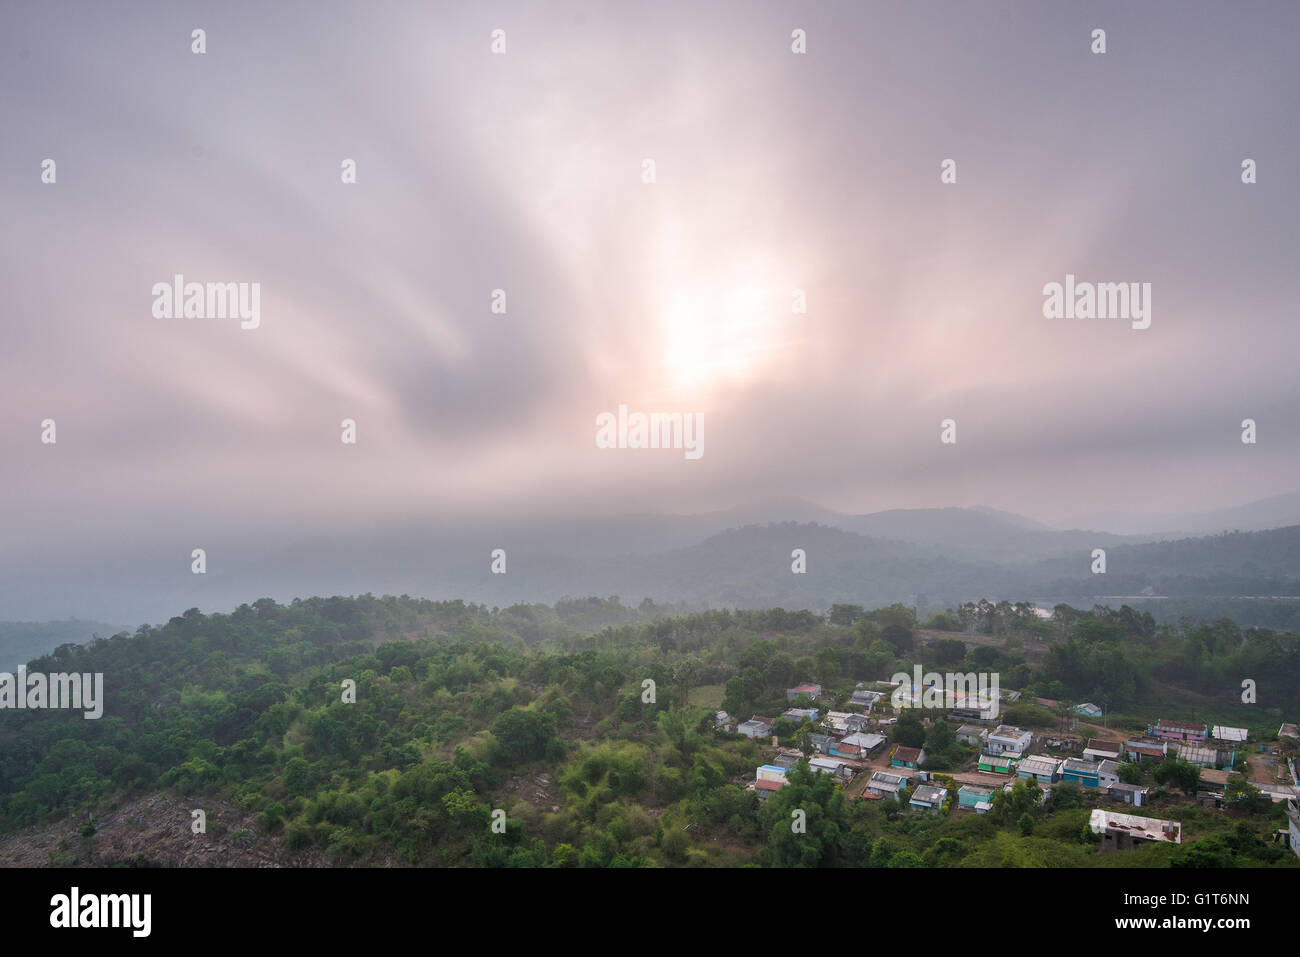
[3,0,1299,575]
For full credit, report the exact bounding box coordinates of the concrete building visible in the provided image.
[985,725,1034,757]
[786,683,822,702]
[910,784,948,811]
[825,711,868,735]
[809,757,852,780]
[957,784,996,811]
[839,731,885,754]
[865,770,907,801]
[1124,739,1168,762]
[1090,809,1181,850]
[1151,718,1208,745]
[1083,739,1121,762]
[891,745,926,769]
[955,724,988,747]
[1097,759,1121,789]
[1106,782,1149,807]
[1018,754,1063,783]
[850,689,883,710]
[978,754,1015,774]
[1061,758,1101,788]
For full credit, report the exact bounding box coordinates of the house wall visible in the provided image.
[1154,726,1206,744]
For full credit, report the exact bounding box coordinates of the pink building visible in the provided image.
[1151,719,1207,744]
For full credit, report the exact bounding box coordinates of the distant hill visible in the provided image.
[1071,490,1300,537]
[3,501,1300,629]
[0,619,125,672]
[1030,525,1300,597]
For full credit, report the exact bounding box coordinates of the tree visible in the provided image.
[922,718,965,771]
[671,656,703,708]
[992,778,1041,823]
[815,647,842,685]
[771,718,797,741]
[656,707,709,760]
[880,625,914,655]
[1224,772,1268,812]
[758,764,848,867]
[890,709,926,749]
[1152,757,1200,794]
[829,604,865,627]
[875,603,918,632]
[1118,761,1143,785]
[490,708,560,765]
[929,639,967,667]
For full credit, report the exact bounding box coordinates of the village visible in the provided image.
[722,681,1300,857]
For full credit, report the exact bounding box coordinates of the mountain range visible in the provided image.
[3,493,1300,634]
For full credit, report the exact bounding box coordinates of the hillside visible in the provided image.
[0,595,1296,868]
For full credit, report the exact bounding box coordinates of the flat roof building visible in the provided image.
[1089,809,1181,849]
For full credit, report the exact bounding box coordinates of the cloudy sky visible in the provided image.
[3,0,1299,568]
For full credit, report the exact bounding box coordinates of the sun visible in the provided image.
[659,283,780,393]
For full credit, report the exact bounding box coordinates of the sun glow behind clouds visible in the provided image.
[659,282,786,394]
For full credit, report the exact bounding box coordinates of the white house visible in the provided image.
[1097,759,1121,789]
[1083,739,1121,762]
[985,725,1034,757]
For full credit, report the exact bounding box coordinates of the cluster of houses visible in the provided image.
[753,751,856,794]
[734,682,1300,854]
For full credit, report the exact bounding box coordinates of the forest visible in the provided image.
[0,594,1296,867]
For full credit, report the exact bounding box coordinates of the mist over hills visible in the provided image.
[3,495,1300,638]
[0,619,124,673]
[1066,490,1300,538]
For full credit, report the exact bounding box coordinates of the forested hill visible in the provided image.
[1,595,1297,868]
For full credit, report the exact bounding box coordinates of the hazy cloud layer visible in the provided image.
[3,1,1298,574]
